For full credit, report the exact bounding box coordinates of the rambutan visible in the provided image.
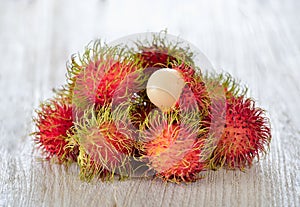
[201,73,248,136]
[33,98,78,162]
[135,45,177,68]
[171,63,210,114]
[137,49,195,78]
[209,97,271,170]
[141,112,207,183]
[132,31,195,70]
[58,41,140,112]
[71,107,136,180]
[32,32,273,184]
[72,59,139,111]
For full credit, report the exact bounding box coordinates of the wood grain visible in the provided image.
[0,0,299,206]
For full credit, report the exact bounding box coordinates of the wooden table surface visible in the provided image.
[1,0,299,206]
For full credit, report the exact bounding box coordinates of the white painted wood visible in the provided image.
[0,0,299,206]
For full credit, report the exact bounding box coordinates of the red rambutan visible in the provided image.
[141,112,207,183]
[201,73,248,136]
[72,59,139,111]
[171,63,210,114]
[33,98,78,162]
[132,31,195,71]
[135,46,177,68]
[57,41,140,112]
[209,97,271,170]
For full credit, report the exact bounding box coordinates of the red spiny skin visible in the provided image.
[136,47,177,68]
[136,46,196,71]
[143,122,206,182]
[81,122,134,172]
[73,59,137,110]
[173,64,210,114]
[210,97,271,170]
[34,99,78,162]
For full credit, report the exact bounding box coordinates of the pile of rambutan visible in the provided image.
[32,31,271,183]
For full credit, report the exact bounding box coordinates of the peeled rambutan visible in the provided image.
[209,97,272,170]
[124,32,207,131]
[141,113,207,183]
[33,98,78,162]
[71,107,136,180]
[125,62,208,131]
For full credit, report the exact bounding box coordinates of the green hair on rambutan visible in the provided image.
[139,108,209,183]
[68,105,138,181]
[204,72,248,99]
[129,30,197,71]
[55,40,142,111]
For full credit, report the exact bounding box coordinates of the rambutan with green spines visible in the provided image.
[56,40,115,99]
[204,72,248,99]
[69,106,138,181]
[140,109,209,183]
[209,96,272,170]
[56,40,142,112]
[65,127,111,181]
[32,97,78,162]
[72,59,140,111]
[131,31,196,71]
